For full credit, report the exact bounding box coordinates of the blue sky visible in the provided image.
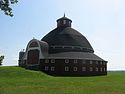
[0,0,125,70]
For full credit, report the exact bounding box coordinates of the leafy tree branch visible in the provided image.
[0,0,18,17]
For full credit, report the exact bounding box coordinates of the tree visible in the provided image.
[0,55,4,65]
[0,0,18,17]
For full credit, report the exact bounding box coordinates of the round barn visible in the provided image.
[19,15,107,76]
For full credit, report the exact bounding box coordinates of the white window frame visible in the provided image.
[65,66,69,71]
[100,68,103,72]
[45,66,49,71]
[65,59,69,63]
[73,67,77,71]
[103,62,106,65]
[90,67,93,71]
[58,21,60,26]
[68,21,71,25]
[63,20,66,24]
[45,59,49,63]
[51,59,55,63]
[96,67,98,72]
[51,66,55,71]
[100,61,102,65]
[104,68,105,71]
[74,59,78,63]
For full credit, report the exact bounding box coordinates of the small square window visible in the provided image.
[73,67,77,71]
[45,59,49,63]
[65,59,69,63]
[90,67,93,71]
[65,66,69,71]
[82,67,86,71]
[100,61,103,65]
[51,67,55,71]
[74,59,77,63]
[51,59,55,63]
[96,67,98,72]
[63,20,66,24]
[100,68,103,72]
[103,63,105,65]
[45,66,49,71]
[104,68,106,71]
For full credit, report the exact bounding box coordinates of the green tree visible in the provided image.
[0,0,18,17]
[0,56,4,65]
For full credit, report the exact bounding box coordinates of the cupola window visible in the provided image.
[63,20,66,24]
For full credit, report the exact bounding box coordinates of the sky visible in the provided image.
[0,0,125,70]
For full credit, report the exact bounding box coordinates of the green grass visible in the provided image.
[0,66,125,94]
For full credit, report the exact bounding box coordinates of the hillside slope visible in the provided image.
[0,66,125,94]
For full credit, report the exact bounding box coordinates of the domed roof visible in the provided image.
[41,15,94,53]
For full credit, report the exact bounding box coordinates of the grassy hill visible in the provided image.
[0,66,125,94]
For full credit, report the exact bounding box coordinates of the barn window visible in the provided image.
[51,67,55,71]
[29,42,38,48]
[45,66,49,71]
[63,20,66,24]
[100,68,103,72]
[74,59,77,63]
[57,21,60,26]
[90,67,93,71]
[103,62,106,65]
[100,61,103,65]
[65,59,69,63]
[96,67,98,72]
[82,67,86,71]
[73,67,77,71]
[51,59,55,63]
[45,59,49,63]
[65,67,69,71]
[104,68,106,71]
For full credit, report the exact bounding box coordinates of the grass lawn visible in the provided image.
[0,66,125,94]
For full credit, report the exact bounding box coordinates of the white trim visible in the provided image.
[65,59,69,63]
[74,59,77,63]
[100,68,103,72]
[63,20,66,24]
[96,67,98,72]
[90,67,93,71]
[51,59,55,63]
[73,67,77,71]
[45,59,49,63]
[65,66,69,71]
[51,66,55,71]
[104,68,106,71]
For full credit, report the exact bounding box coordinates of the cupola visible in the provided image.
[57,14,72,28]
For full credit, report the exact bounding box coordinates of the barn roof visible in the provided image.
[45,52,106,61]
[42,27,94,53]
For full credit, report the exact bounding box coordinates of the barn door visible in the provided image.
[27,49,39,64]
